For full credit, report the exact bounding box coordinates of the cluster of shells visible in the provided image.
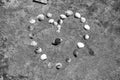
[27,8,92,70]
[0,0,100,80]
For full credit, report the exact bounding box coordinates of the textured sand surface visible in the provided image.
[0,0,120,80]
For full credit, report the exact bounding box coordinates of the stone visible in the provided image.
[33,0,48,4]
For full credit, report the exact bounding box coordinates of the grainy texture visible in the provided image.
[0,0,120,80]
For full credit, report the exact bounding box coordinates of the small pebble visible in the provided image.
[83,34,90,40]
[55,63,62,70]
[77,42,85,48]
[80,17,86,23]
[29,18,36,24]
[46,13,53,18]
[65,57,72,63]
[47,62,54,69]
[30,40,38,46]
[65,10,73,17]
[35,47,42,54]
[56,25,62,33]
[83,24,90,31]
[73,49,79,58]
[74,12,81,18]
[60,14,67,20]
[33,0,48,4]
[53,21,58,26]
[48,19,54,24]
[40,54,47,60]
[37,14,45,21]
[29,33,35,39]
[57,19,63,25]
[27,25,34,31]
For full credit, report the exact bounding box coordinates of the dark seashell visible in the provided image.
[52,38,62,46]
[87,48,95,56]
[65,57,71,63]
[73,49,79,58]
[55,63,62,70]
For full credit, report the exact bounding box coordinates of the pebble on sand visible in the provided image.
[41,54,47,60]
[33,0,48,4]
